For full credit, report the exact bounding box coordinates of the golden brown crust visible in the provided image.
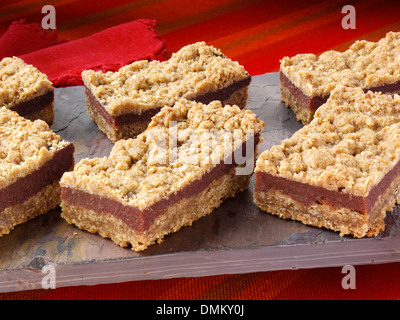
[253,189,382,238]
[280,80,313,124]
[84,97,150,142]
[0,181,61,237]
[256,87,400,197]
[254,163,400,238]
[85,83,250,142]
[61,98,264,210]
[280,31,400,98]
[82,42,250,117]
[255,86,400,237]
[0,57,53,109]
[61,166,250,251]
[0,107,71,190]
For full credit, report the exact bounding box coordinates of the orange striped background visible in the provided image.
[0,0,400,300]
[2,0,400,75]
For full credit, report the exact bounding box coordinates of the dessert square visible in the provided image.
[60,98,264,251]
[0,107,74,236]
[0,57,54,125]
[280,31,400,124]
[82,42,251,142]
[254,86,400,238]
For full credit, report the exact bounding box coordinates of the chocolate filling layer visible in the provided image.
[10,91,54,118]
[256,158,400,214]
[85,76,251,128]
[61,133,259,232]
[280,72,328,112]
[280,71,400,113]
[85,87,161,128]
[0,143,74,213]
[191,76,251,104]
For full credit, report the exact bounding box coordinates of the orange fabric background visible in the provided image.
[0,0,400,300]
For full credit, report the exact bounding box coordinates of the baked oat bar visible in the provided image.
[0,57,54,125]
[254,86,400,238]
[280,31,400,124]
[60,98,264,251]
[0,107,74,236]
[82,42,251,142]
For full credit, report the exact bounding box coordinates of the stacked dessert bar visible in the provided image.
[0,41,263,252]
[0,57,54,125]
[255,31,400,237]
[280,31,400,124]
[5,32,400,246]
[254,86,400,237]
[82,42,251,142]
[0,107,74,236]
[60,99,264,251]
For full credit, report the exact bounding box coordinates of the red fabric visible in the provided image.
[1,262,399,300]
[19,19,167,87]
[0,19,66,59]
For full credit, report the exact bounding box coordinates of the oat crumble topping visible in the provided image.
[61,99,264,209]
[256,86,400,197]
[280,31,400,98]
[82,42,249,116]
[0,107,70,190]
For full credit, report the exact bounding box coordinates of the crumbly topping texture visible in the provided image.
[82,42,250,116]
[256,86,400,197]
[0,107,71,190]
[0,57,53,108]
[280,31,400,97]
[61,99,264,209]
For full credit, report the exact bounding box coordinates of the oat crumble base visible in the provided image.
[0,107,71,190]
[256,86,400,198]
[61,98,265,211]
[280,31,400,98]
[0,57,53,109]
[81,42,250,117]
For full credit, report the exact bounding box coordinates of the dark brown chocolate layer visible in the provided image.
[255,157,400,214]
[191,76,251,104]
[85,87,162,128]
[0,143,74,213]
[366,81,400,94]
[10,91,54,118]
[280,71,400,113]
[85,75,251,129]
[280,72,328,112]
[61,133,259,232]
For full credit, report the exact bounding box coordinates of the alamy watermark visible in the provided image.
[156,303,244,317]
[342,5,356,30]
[142,121,256,176]
[41,264,56,289]
[341,265,356,290]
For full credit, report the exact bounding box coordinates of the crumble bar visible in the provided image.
[0,57,54,125]
[60,98,264,251]
[280,31,400,124]
[82,42,251,142]
[0,107,74,236]
[254,86,400,238]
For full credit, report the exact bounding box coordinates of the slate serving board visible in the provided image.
[1,73,399,292]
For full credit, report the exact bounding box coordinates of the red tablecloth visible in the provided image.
[0,0,400,300]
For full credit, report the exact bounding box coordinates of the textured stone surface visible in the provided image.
[0,73,399,292]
